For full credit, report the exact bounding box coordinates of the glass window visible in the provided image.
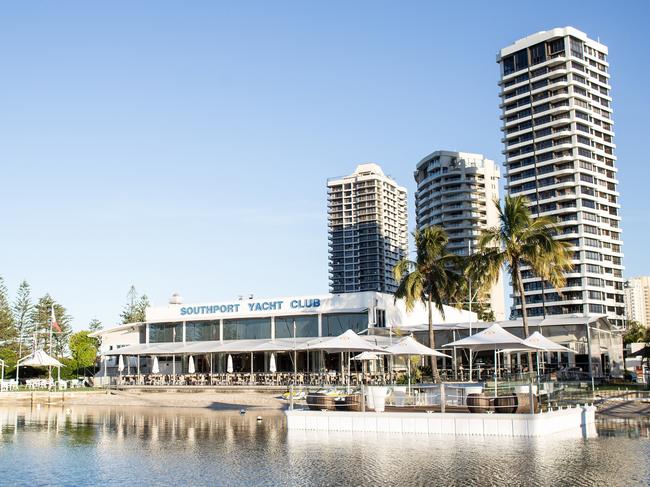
[529,42,546,65]
[322,312,368,337]
[139,325,146,344]
[570,37,584,59]
[223,318,271,340]
[149,322,183,343]
[547,38,565,55]
[275,315,319,338]
[503,55,515,75]
[186,320,219,341]
[514,49,528,71]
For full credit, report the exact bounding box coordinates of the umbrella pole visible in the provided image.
[494,349,498,397]
[348,351,351,393]
[407,354,411,395]
[137,354,140,385]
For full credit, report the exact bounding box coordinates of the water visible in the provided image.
[0,405,648,486]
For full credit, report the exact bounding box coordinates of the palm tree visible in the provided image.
[471,195,573,368]
[394,226,461,383]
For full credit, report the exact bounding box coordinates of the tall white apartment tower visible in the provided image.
[624,277,650,328]
[497,27,625,326]
[328,163,408,294]
[414,150,506,320]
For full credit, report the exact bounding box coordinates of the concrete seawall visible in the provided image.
[285,405,597,438]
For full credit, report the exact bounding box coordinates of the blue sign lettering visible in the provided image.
[180,298,319,316]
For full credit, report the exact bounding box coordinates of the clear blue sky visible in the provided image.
[1,1,649,330]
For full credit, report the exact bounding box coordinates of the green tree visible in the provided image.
[470,196,573,367]
[120,286,149,323]
[394,226,461,383]
[0,277,18,368]
[88,318,103,332]
[69,331,99,375]
[134,294,150,322]
[31,294,72,357]
[623,320,649,345]
[13,280,34,358]
[446,260,497,322]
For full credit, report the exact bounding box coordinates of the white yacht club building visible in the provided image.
[94,291,476,377]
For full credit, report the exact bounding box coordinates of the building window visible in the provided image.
[223,318,271,340]
[275,315,319,338]
[185,321,219,341]
[139,326,146,344]
[149,322,183,343]
[570,37,584,59]
[529,42,546,65]
[547,38,564,56]
[322,312,369,336]
[375,309,386,327]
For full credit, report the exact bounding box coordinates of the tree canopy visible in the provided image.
[69,330,99,372]
[120,286,150,323]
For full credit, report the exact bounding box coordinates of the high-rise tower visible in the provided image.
[328,163,408,294]
[624,277,650,328]
[497,27,625,326]
[414,150,505,320]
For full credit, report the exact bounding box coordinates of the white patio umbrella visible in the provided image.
[269,353,277,373]
[523,332,573,352]
[385,335,451,391]
[118,354,124,373]
[353,352,384,361]
[152,356,160,374]
[307,330,385,387]
[444,323,543,392]
[188,355,196,374]
[522,331,574,378]
[352,351,387,382]
[227,354,234,374]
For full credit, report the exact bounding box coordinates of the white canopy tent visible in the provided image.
[523,332,574,353]
[385,335,452,391]
[519,332,575,380]
[385,335,452,358]
[444,323,539,351]
[16,349,64,385]
[305,330,385,353]
[444,324,543,391]
[305,330,386,387]
[352,351,385,361]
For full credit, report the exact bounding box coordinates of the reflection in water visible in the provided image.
[0,405,648,486]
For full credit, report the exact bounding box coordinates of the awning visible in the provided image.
[305,330,385,352]
[444,323,543,351]
[385,335,451,358]
[19,350,63,367]
[522,332,574,352]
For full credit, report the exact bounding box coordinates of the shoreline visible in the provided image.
[1,388,647,419]
[0,389,287,411]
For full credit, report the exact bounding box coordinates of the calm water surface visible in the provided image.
[0,405,648,486]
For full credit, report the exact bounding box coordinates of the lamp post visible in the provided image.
[293,318,297,386]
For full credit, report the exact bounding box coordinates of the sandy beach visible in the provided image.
[0,389,288,410]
